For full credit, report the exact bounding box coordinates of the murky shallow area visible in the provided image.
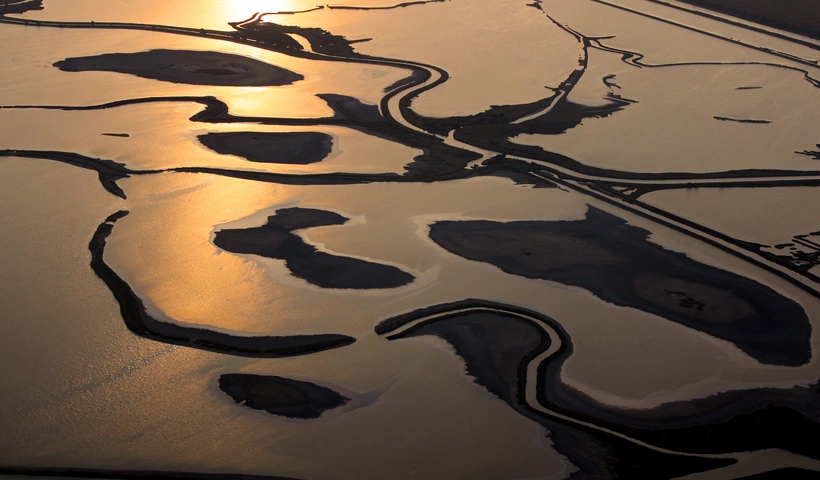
[2,0,820,478]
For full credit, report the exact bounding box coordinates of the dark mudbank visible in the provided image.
[383,303,733,479]
[219,373,349,419]
[380,300,820,473]
[213,207,414,289]
[198,132,333,164]
[54,49,303,86]
[428,206,812,366]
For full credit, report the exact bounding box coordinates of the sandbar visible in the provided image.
[428,206,812,366]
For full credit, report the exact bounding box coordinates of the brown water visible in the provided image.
[2,0,820,478]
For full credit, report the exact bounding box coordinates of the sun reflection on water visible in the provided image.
[217,0,307,23]
[17,0,313,30]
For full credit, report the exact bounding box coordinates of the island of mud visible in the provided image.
[429,206,812,366]
[198,132,333,165]
[55,49,304,86]
[218,373,350,419]
[378,299,820,471]
[214,207,415,289]
[90,211,355,357]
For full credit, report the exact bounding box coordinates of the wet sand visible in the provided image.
[799,145,820,160]
[55,49,304,86]
[378,299,820,463]
[377,300,734,478]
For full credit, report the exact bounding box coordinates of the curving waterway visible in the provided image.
[1,0,820,478]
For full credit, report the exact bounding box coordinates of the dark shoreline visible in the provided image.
[676,0,820,40]
[213,207,415,289]
[644,0,820,51]
[2,2,820,477]
[89,211,355,357]
[6,3,815,184]
[55,49,304,87]
[198,132,333,165]
[714,115,772,124]
[428,206,812,366]
[377,299,820,465]
[376,299,734,478]
[5,144,820,309]
[1,1,819,319]
[2,0,818,182]
[219,373,350,419]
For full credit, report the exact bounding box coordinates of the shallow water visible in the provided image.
[2,0,820,478]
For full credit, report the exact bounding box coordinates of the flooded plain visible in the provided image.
[1,0,819,478]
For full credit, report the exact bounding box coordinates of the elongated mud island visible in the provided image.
[198,132,334,164]
[213,207,415,289]
[55,49,305,86]
[2,0,820,478]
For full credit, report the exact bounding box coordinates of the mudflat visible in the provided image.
[198,132,333,164]
[54,49,304,86]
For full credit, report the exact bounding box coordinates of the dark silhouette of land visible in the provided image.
[219,374,349,419]
[55,49,304,86]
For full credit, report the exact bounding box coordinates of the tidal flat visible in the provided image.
[1,0,820,478]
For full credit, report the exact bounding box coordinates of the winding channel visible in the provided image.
[3,0,820,477]
[2,0,820,299]
[2,0,820,329]
[377,299,820,477]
